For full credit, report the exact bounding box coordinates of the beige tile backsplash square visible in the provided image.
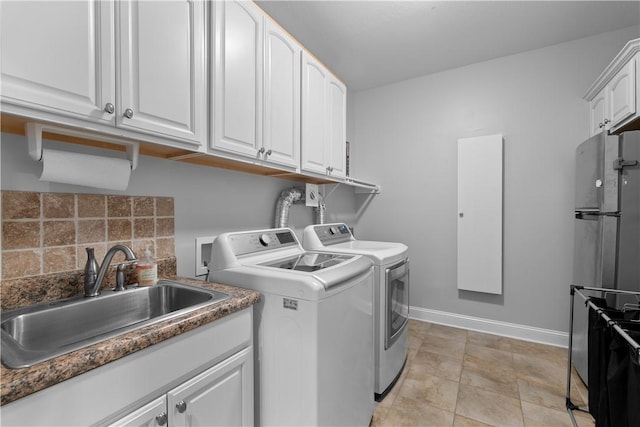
[0,191,175,280]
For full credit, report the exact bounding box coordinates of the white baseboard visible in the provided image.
[409,306,569,348]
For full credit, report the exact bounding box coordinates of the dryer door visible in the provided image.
[386,259,409,349]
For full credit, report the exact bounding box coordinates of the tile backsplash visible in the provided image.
[1,191,175,280]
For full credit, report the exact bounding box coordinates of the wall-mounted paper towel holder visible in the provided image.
[26,122,139,170]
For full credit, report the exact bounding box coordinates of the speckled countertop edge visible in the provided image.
[0,277,261,406]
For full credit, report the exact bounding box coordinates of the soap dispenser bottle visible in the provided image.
[136,245,158,286]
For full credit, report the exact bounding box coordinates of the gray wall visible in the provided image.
[351,26,640,333]
[0,133,359,278]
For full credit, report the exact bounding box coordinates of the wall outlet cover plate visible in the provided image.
[305,183,319,207]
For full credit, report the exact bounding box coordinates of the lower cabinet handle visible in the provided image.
[156,412,168,426]
[176,400,187,413]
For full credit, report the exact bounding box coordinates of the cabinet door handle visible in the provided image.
[176,400,187,413]
[155,412,168,426]
[104,103,115,114]
[124,108,134,119]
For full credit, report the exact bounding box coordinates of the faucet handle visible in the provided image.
[84,248,100,295]
[114,263,127,291]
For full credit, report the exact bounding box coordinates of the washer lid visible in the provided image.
[261,252,354,272]
[303,223,407,265]
[328,241,408,265]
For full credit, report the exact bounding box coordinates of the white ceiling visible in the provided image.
[256,1,640,91]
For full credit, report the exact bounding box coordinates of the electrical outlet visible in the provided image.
[195,236,215,277]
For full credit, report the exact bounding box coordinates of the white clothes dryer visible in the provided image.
[208,227,375,426]
[303,223,409,401]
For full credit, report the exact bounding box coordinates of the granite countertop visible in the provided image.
[0,277,261,406]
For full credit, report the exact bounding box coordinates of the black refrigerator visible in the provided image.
[572,130,640,385]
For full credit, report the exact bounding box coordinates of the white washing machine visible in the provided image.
[303,223,409,401]
[208,227,375,426]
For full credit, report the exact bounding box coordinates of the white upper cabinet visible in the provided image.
[263,18,301,169]
[211,1,299,169]
[0,0,115,124]
[585,39,639,136]
[118,0,206,145]
[327,77,347,178]
[589,88,607,137]
[301,52,327,174]
[301,51,346,178]
[212,0,263,158]
[1,0,206,148]
[607,58,636,128]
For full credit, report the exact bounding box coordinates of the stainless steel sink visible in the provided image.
[1,280,229,368]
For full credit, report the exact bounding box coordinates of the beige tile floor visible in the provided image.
[371,320,595,427]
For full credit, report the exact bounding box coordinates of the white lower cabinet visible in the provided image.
[1,309,253,427]
[111,396,167,427]
[111,347,253,427]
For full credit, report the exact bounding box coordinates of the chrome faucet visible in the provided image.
[84,245,137,297]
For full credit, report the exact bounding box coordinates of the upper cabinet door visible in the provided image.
[212,0,263,157]
[608,58,636,129]
[0,0,115,123]
[589,89,607,137]
[327,77,346,179]
[118,0,205,146]
[301,50,347,178]
[263,19,301,169]
[301,51,328,175]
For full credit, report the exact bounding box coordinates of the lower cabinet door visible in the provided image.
[169,347,253,427]
[109,396,167,427]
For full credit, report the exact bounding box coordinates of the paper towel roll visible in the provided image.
[39,149,132,191]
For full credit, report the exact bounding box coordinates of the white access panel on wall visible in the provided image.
[457,134,503,294]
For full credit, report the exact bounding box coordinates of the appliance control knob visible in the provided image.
[329,227,338,235]
[259,234,271,246]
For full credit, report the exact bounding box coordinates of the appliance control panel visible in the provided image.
[228,229,299,255]
[312,223,353,245]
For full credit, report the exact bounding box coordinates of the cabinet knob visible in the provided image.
[599,122,605,129]
[258,147,265,155]
[124,108,134,119]
[265,149,272,156]
[604,118,610,125]
[155,412,168,426]
[104,103,115,114]
[176,400,187,413]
